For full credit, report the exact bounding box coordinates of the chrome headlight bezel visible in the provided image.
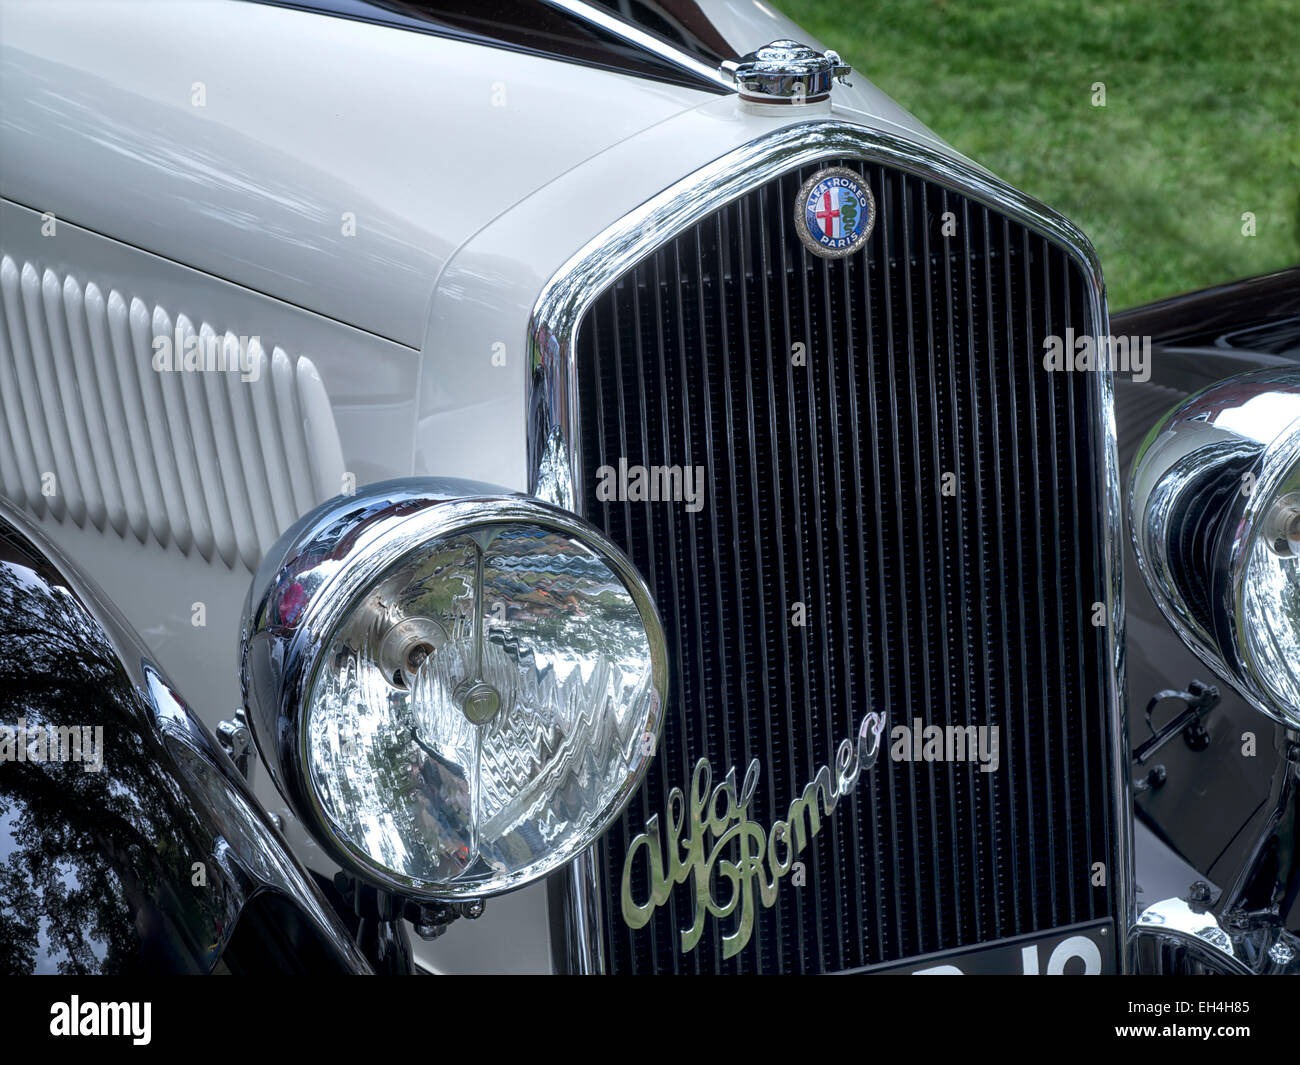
[240,478,669,899]
[1131,368,1300,726]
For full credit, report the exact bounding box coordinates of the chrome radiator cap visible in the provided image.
[720,40,851,103]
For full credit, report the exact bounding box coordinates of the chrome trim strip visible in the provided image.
[528,119,1130,974]
[562,850,608,974]
[540,0,733,90]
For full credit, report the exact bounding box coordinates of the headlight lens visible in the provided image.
[1229,425,1300,714]
[242,483,667,898]
[1131,369,1300,726]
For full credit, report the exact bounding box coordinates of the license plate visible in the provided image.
[859,919,1116,974]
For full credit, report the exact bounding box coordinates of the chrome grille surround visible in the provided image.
[527,120,1131,974]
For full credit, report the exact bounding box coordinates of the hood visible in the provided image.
[0,0,714,348]
[0,0,957,351]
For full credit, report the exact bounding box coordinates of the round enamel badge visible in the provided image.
[794,166,876,258]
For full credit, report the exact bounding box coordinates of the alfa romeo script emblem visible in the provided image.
[621,707,887,958]
[794,165,876,258]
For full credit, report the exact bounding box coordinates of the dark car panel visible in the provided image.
[1115,268,1300,913]
[0,506,368,974]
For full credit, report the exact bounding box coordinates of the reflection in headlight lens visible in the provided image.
[305,522,658,896]
[1238,460,1300,715]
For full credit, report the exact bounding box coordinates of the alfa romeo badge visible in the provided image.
[794,165,876,258]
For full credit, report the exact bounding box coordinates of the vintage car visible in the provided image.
[0,0,1296,976]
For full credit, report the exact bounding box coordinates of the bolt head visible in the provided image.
[454,679,502,725]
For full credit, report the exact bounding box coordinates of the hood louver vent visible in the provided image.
[0,257,344,572]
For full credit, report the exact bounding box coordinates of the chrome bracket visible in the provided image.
[1132,679,1219,777]
[1142,728,1300,971]
[216,708,253,778]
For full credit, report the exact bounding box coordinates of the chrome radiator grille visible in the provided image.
[564,154,1119,974]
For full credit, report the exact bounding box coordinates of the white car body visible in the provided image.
[1,0,990,972]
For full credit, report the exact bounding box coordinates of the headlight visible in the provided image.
[241,479,667,898]
[1131,368,1300,725]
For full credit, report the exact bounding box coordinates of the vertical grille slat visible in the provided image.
[1032,240,1060,923]
[1067,270,1098,906]
[773,173,816,968]
[864,193,904,960]
[826,240,868,970]
[1046,244,1077,922]
[574,159,1114,973]
[797,204,839,974]
[919,179,962,948]
[694,220,729,975]
[901,172,946,953]
[668,238,704,976]
[648,251,688,976]
[748,189,785,972]
[757,181,803,969]
[1014,225,1041,932]
[876,164,925,958]
[982,203,1031,938]
[937,187,982,945]
[627,262,668,971]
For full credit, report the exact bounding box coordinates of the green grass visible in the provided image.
[774,0,1300,310]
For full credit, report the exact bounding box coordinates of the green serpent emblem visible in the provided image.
[838,191,859,234]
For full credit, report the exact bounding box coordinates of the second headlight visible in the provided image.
[1131,369,1300,727]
